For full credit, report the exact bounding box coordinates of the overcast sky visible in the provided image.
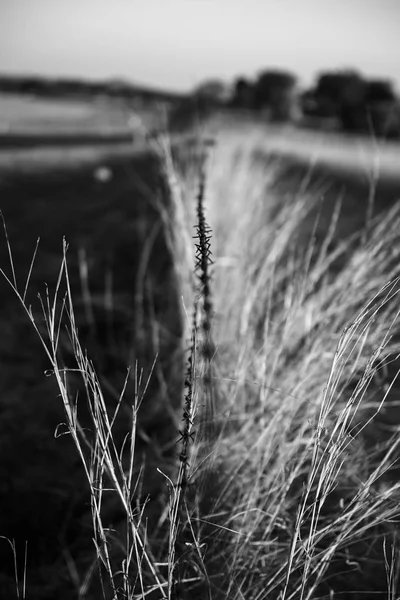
[1,0,399,92]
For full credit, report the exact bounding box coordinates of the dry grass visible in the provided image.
[184,130,400,599]
[3,126,400,599]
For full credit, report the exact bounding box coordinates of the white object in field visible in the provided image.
[214,256,238,267]
[94,166,112,183]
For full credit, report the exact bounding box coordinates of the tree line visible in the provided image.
[189,69,400,138]
[1,70,399,139]
[0,74,185,104]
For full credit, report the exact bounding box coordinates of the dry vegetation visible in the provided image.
[2,125,400,599]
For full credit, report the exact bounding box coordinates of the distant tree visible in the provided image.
[365,79,397,103]
[311,70,367,131]
[300,88,317,114]
[17,77,47,95]
[304,70,400,137]
[168,78,228,131]
[253,70,298,121]
[230,77,254,109]
[315,70,365,111]
[168,80,225,132]
[52,78,87,96]
[103,79,130,98]
[193,79,229,105]
[365,79,399,138]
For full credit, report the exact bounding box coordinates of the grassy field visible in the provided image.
[0,92,164,161]
[2,106,400,598]
[0,93,156,135]
[0,92,154,175]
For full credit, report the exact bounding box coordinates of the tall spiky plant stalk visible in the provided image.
[194,147,216,448]
[168,146,215,599]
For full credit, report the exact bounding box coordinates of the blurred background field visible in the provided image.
[0,93,130,133]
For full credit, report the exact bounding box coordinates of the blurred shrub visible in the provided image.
[168,79,228,131]
[230,77,255,109]
[303,70,400,138]
[253,69,298,121]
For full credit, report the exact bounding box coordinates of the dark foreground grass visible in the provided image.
[0,149,184,598]
[2,129,400,598]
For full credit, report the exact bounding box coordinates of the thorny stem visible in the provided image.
[171,147,215,598]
